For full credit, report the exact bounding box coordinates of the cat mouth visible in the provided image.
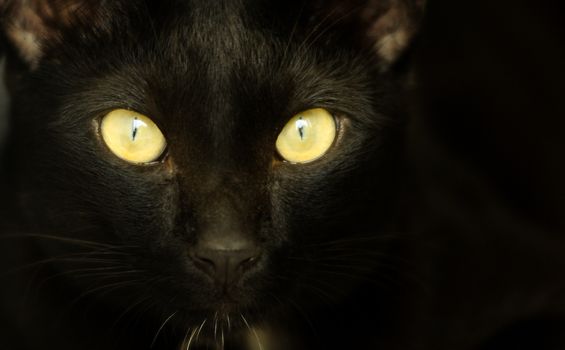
[194,286,259,313]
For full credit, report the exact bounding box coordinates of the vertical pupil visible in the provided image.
[296,117,308,140]
[131,117,140,141]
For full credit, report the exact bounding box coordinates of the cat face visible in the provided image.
[1,0,421,346]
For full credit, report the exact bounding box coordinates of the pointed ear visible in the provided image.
[0,0,98,69]
[319,0,425,70]
[364,0,425,66]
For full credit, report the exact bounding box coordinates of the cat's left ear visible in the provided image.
[0,0,101,69]
[317,0,426,70]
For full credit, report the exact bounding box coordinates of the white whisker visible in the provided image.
[241,314,264,350]
[214,311,219,342]
[195,318,207,342]
[185,328,197,350]
[220,327,225,350]
[151,311,177,347]
[181,327,191,350]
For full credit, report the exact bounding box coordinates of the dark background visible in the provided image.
[0,57,7,155]
[398,0,565,348]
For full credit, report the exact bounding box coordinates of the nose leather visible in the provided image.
[191,194,261,286]
[192,241,260,285]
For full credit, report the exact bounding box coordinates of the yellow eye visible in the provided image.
[100,109,167,164]
[276,108,337,163]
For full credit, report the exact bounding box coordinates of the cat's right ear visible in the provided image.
[0,0,101,69]
[313,0,426,71]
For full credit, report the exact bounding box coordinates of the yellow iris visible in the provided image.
[276,108,336,163]
[100,109,167,164]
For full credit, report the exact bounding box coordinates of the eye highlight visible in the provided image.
[100,109,167,164]
[276,108,337,164]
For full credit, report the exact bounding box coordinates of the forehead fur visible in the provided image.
[5,0,384,176]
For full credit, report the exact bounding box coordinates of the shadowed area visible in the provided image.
[0,57,7,155]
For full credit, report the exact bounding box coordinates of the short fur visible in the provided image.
[0,1,421,349]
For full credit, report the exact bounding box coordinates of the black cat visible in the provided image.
[0,1,423,349]
[5,1,564,349]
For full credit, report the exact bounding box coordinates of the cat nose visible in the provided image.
[192,241,261,286]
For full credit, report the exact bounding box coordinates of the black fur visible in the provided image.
[0,1,413,349]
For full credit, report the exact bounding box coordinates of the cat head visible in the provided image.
[1,0,423,346]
